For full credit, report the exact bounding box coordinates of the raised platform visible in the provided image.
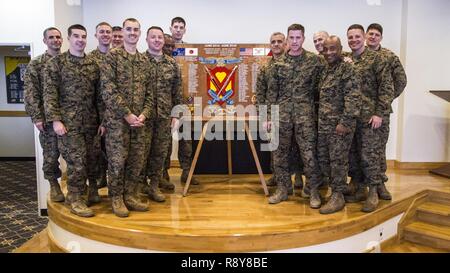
[47,169,450,252]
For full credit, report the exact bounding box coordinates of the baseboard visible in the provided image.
[393,161,448,170]
[0,157,35,161]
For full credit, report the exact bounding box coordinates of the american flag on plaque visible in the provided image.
[239,47,253,56]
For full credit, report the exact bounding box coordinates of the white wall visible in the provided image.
[398,0,450,162]
[54,0,84,52]
[83,0,405,161]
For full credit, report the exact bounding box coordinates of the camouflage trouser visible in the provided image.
[106,121,147,196]
[349,117,389,185]
[164,138,193,171]
[317,129,354,193]
[378,115,390,183]
[98,135,108,179]
[145,118,171,182]
[270,134,304,178]
[38,123,61,181]
[273,121,321,190]
[348,119,383,186]
[58,130,100,194]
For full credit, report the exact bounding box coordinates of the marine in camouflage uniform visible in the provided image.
[24,34,64,202]
[255,32,304,193]
[144,49,183,202]
[101,46,155,217]
[44,45,103,218]
[265,24,325,207]
[317,36,361,214]
[344,24,395,213]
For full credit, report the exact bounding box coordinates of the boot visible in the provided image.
[97,172,107,188]
[294,172,303,189]
[266,176,277,187]
[159,178,175,191]
[111,195,129,217]
[362,185,379,213]
[343,177,359,195]
[138,182,150,195]
[309,189,322,209]
[377,183,392,200]
[268,185,288,204]
[88,180,101,205]
[344,184,368,203]
[319,192,345,214]
[124,194,149,211]
[49,179,65,202]
[148,179,166,202]
[67,193,94,217]
[181,169,199,185]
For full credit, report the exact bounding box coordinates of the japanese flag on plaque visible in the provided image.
[253,48,265,56]
[185,48,198,56]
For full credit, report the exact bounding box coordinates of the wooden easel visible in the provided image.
[182,116,269,196]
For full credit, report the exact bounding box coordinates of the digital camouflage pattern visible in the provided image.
[344,47,394,187]
[101,48,155,196]
[43,51,102,193]
[266,50,325,191]
[24,52,61,181]
[317,59,361,192]
[144,52,183,184]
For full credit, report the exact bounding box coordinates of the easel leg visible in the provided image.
[244,122,269,196]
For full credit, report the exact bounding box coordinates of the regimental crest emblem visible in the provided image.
[204,65,237,106]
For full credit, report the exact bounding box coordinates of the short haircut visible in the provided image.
[95,22,112,31]
[314,31,329,37]
[122,18,140,28]
[43,27,61,39]
[327,35,342,48]
[147,26,164,36]
[68,24,87,36]
[366,23,383,35]
[347,24,365,33]
[270,32,285,41]
[164,33,173,39]
[112,26,122,32]
[287,24,305,35]
[171,16,186,26]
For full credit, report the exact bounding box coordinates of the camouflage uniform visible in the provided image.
[101,48,155,197]
[43,51,102,194]
[88,48,109,183]
[144,52,183,187]
[266,50,325,198]
[344,48,394,188]
[317,59,361,193]
[372,47,407,183]
[24,52,61,181]
[256,57,304,186]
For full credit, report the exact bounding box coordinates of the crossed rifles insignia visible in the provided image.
[204,65,238,105]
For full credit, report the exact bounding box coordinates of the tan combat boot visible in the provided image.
[377,183,392,200]
[68,193,94,217]
[319,192,345,214]
[87,180,101,205]
[49,179,65,202]
[148,179,166,202]
[181,169,199,185]
[159,174,175,191]
[124,194,149,211]
[344,184,368,203]
[268,185,288,204]
[361,185,379,213]
[111,195,129,217]
[309,189,322,209]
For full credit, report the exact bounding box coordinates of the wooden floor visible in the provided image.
[16,168,450,252]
